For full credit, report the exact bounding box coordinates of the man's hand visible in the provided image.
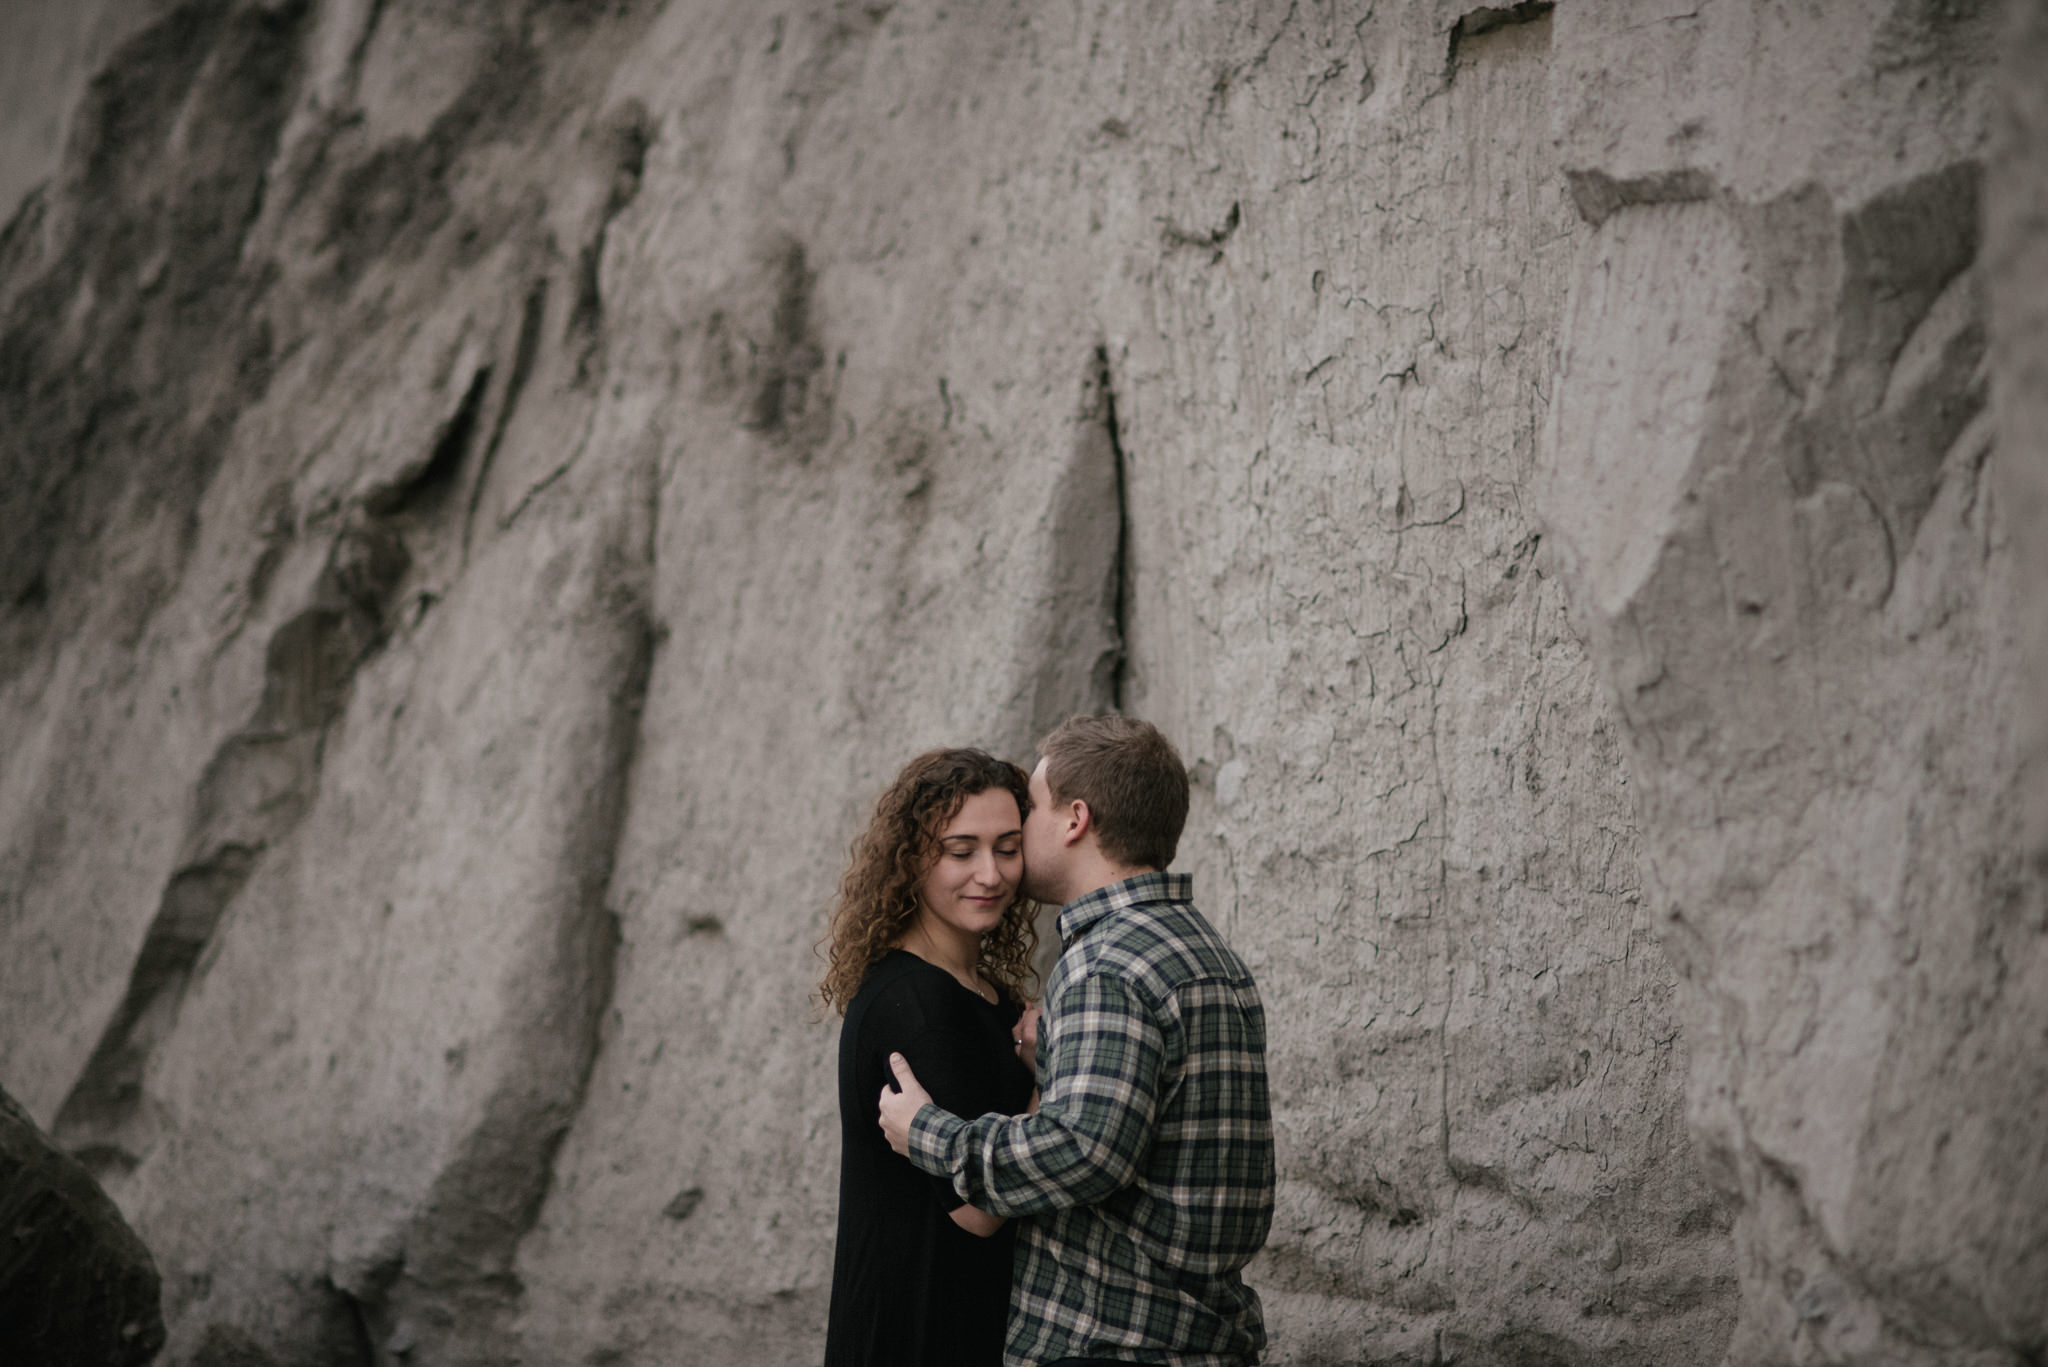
[877,1053,932,1156]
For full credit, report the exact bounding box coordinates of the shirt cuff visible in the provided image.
[906,1102,963,1178]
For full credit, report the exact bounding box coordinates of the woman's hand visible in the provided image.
[1013,1001,1042,1074]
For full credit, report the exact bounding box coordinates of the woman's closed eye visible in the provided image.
[945,842,1019,859]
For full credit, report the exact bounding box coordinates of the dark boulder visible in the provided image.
[0,1086,164,1366]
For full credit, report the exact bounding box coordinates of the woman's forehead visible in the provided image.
[940,788,1022,836]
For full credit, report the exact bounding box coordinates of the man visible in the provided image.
[879,715,1275,1367]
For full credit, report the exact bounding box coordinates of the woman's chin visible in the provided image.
[954,903,1010,932]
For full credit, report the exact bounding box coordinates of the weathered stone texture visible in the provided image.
[0,1,2034,1365]
[1544,2,2046,1363]
[1991,1,2048,879]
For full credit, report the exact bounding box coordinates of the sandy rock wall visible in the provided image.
[1992,3,2048,882]
[0,1,2032,1365]
[1543,2,2047,1361]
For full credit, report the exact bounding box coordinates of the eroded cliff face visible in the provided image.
[1543,3,2047,1362]
[0,2,2032,1365]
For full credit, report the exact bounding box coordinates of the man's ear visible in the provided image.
[1064,799,1093,848]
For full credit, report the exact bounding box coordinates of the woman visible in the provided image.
[819,748,1039,1367]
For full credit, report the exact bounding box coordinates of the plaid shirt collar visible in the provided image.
[1054,870,1195,945]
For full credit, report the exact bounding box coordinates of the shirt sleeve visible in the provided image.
[908,970,1171,1218]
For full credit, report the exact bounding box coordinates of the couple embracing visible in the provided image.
[819,715,1275,1367]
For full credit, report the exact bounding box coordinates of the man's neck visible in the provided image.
[1057,860,1158,908]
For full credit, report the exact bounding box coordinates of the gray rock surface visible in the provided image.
[1991,2,2048,883]
[0,1,2035,1364]
[1543,3,2047,1363]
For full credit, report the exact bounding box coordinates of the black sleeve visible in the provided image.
[870,981,1016,1212]
[903,1021,1014,1126]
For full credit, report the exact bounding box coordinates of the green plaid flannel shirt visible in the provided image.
[908,873,1275,1366]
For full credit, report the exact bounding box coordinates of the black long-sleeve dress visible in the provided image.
[824,949,1036,1367]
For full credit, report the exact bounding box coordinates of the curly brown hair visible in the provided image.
[817,748,1038,1016]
